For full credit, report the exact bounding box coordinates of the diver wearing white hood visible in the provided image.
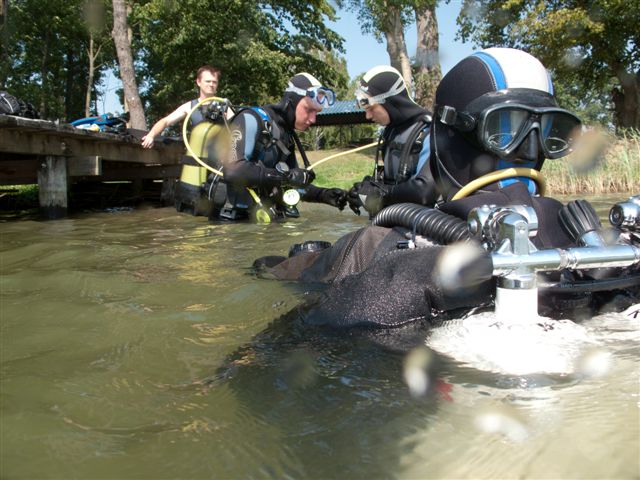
[347,66,438,217]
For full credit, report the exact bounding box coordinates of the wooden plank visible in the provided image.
[72,164,182,181]
[0,158,39,180]
[37,155,68,218]
[0,128,184,163]
[67,156,102,176]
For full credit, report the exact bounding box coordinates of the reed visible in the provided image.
[543,129,640,195]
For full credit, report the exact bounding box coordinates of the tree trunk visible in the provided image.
[111,0,146,129]
[85,35,95,117]
[612,68,639,131]
[414,3,442,110]
[0,0,9,89]
[383,4,413,95]
[40,30,50,118]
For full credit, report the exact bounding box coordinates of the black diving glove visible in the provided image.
[286,168,316,187]
[318,188,348,210]
[347,177,388,216]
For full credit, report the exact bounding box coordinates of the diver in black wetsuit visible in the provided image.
[214,73,348,221]
[347,66,438,217]
[254,48,640,329]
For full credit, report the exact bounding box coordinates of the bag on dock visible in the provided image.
[0,91,39,119]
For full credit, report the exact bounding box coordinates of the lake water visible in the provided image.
[1,197,638,479]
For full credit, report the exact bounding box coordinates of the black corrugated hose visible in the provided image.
[372,203,471,245]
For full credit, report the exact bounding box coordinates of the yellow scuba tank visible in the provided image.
[175,121,228,216]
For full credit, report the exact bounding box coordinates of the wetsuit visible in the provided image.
[374,115,438,207]
[219,105,342,220]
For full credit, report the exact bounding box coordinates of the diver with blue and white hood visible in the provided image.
[254,48,639,332]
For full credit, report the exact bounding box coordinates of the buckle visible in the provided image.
[438,105,457,126]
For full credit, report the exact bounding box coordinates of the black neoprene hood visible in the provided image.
[271,72,322,130]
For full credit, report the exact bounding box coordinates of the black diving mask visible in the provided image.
[436,89,582,160]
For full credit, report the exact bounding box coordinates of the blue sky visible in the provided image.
[99,1,476,114]
[329,1,475,79]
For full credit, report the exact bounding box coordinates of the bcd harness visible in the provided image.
[240,106,310,168]
[376,114,431,184]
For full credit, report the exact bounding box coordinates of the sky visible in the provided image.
[99,1,476,114]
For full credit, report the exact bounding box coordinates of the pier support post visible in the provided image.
[161,177,176,206]
[37,155,68,219]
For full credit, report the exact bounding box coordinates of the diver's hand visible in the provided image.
[318,188,348,210]
[347,184,363,215]
[347,177,388,216]
[141,133,155,149]
[286,168,316,187]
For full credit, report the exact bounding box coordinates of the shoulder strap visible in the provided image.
[396,115,431,183]
[246,106,291,158]
[189,99,205,127]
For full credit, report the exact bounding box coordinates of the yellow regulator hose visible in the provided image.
[308,141,379,171]
[181,96,228,177]
[451,168,547,201]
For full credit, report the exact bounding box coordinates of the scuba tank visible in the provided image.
[175,100,230,216]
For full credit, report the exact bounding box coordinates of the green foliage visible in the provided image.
[133,0,348,121]
[2,0,114,120]
[457,0,639,129]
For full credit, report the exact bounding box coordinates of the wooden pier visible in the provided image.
[0,114,184,217]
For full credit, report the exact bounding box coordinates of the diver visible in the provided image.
[140,65,233,216]
[347,66,438,217]
[215,73,348,221]
[141,65,226,149]
[253,48,639,330]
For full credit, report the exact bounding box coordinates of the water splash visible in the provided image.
[426,311,601,376]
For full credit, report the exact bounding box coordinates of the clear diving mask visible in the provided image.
[286,84,336,108]
[354,76,406,109]
[436,89,582,160]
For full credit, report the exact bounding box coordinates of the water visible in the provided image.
[1,200,638,479]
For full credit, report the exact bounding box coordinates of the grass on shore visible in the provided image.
[306,148,375,190]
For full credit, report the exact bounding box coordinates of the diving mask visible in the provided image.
[355,76,406,109]
[436,89,582,160]
[286,84,336,108]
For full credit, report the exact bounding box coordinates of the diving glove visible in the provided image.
[286,168,316,187]
[318,188,348,210]
[347,177,388,216]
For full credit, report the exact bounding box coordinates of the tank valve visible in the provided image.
[609,195,640,232]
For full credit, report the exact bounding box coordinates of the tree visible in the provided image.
[458,0,640,130]
[132,0,347,123]
[112,0,146,128]
[346,0,443,108]
[413,0,440,108]
[82,0,113,117]
[3,0,112,120]
[347,0,414,92]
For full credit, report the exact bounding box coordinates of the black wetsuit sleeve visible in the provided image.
[223,111,284,189]
[301,184,322,202]
[384,159,439,207]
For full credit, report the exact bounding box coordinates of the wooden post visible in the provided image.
[161,177,177,206]
[37,155,68,219]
